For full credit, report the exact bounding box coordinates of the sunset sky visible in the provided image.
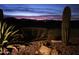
[0,4,79,20]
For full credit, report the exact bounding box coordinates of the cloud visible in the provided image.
[4,11,52,16]
[0,4,79,16]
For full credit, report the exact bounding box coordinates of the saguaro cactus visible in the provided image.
[62,6,71,45]
[0,9,3,42]
[0,9,3,53]
[0,9,3,21]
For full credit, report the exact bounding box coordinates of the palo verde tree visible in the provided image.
[62,6,71,45]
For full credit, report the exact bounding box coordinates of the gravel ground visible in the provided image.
[12,40,79,55]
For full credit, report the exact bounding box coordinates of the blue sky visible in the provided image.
[0,4,79,16]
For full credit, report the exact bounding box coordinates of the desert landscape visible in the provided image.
[0,4,79,55]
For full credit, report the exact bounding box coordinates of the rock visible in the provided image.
[39,45,51,55]
[51,48,58,55]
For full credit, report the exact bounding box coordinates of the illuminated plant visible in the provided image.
[0,9,19,53]
[62,6,71,45]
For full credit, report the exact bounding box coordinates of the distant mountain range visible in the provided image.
[4,17,79,29]
[5,15,79,21]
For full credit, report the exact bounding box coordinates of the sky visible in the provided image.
[0,4,79,20]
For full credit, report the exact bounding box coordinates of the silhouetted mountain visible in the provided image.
[4,17,79,29]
